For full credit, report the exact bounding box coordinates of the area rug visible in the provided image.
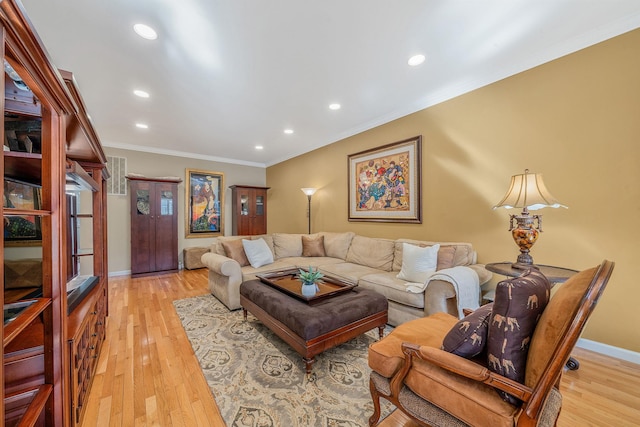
[173,294,395,427]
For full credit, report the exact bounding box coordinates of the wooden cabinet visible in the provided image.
[2,2,109,426]
[230,185,269,235]
[68,283,106,427]
[128,177,181,277]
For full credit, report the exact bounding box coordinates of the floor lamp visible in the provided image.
[301,188,317,234]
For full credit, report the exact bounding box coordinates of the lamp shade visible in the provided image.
[301,188,317,196]
[493,170,566,211]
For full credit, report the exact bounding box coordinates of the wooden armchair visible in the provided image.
[368,260,614,427]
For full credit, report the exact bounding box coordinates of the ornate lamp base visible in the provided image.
[509,212,542,268]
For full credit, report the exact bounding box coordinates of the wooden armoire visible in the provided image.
[230,185,269,235]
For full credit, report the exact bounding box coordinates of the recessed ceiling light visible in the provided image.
[133,23,158,40]
[329,103,341,110]
[284,129,294,134]
[408,54,426,66]
[133,89,150,98]
[135,123,149,129]
[255,145,264,150]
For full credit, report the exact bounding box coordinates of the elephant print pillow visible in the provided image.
[487,268,551,404]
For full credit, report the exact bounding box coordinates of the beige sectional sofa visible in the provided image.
[200,232,491,326]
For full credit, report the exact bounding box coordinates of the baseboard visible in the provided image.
[108,270,131,277]
[576,338,640,365]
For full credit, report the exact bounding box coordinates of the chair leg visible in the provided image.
[369,377,382,427]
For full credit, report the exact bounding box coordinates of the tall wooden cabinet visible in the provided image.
[1,2,109,426]
[230,185,269,235]
[128,177,181,277]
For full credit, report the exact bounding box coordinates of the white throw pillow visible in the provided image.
[242,238,274,268]
[396,243,440,283]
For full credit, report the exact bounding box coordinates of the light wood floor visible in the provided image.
[81,269,640,426]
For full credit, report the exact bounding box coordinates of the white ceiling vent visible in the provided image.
[106,155,127,196]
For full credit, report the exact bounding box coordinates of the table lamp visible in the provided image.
[493,169,566,267]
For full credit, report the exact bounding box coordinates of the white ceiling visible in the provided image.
[19,0,640,167]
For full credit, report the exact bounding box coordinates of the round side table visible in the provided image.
[485,262,578,284]
[485,262,581,370]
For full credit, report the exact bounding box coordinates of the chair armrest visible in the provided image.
[397,343,534,402]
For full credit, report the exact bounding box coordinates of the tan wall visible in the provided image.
[267,29,640,352]
[105,147,266,273]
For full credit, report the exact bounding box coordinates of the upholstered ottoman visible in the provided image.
[183,246,209,270]
[240,279,388,374]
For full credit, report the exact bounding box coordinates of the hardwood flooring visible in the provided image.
[81,269,640,426]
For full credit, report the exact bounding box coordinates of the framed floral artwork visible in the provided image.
[348,136,422,223]
[185,169,224,238]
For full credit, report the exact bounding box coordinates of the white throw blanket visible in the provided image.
[405,266,480,319]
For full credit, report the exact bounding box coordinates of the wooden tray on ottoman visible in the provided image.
[257,268,356,305]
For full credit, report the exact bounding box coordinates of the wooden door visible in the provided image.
[152,182,178,272]
[130,180,154,275]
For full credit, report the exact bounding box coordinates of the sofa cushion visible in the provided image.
[302,234,326,257]
[272,233,304,259]
[320,231,355,259]
[241,260,297,282]
[345,235,395,271]
[319,262,385,286]
[358,271,425,309]
[487,268,551,404]
[396,243,439,282]
[285,257,346,270]
[242,238,274,268]
[221,239,250,267]
[443,303,493,357]
[393,240,476,271]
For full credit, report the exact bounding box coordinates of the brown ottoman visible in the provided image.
[183,247,209,270]
[240,279,388,374]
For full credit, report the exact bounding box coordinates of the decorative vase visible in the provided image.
[301,282,318,297]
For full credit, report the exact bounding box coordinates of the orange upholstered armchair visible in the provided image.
[368,260,614,427]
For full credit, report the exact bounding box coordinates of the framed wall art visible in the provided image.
[3,177,43,245]
[348,136,422,223]
[186,169,225,238]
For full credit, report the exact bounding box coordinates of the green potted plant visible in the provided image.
[297,266,324,296]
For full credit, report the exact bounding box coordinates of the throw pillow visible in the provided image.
[437,246,457,270]
[302,234,326,257]
[487,268,551,404]
[442,303,493,358]
[396,243,440,282]
[241,238,274,268]
[220,239,249,267]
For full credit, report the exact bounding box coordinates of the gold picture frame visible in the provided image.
[185,169,225,238]
[348,136,422,223]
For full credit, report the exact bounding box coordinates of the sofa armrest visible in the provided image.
[467,264,492,285]
[424,280,457,316]
[201,252,240,276]
[201,252,243,310]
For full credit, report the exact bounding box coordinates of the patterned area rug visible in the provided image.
[173,294,395,427]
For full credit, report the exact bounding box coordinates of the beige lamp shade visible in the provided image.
[493,169,567,211]
[301,188,317,196]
